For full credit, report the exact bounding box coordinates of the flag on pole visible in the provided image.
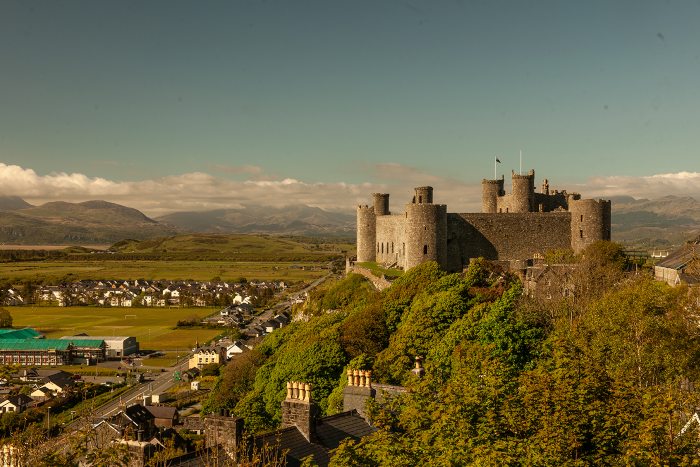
[495,158,501,163]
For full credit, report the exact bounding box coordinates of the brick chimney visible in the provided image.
[281,381,317,442]
[342,369,375,418]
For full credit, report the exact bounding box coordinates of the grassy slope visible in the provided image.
[110,233,353,260]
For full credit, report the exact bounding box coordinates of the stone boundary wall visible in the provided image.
[348,266,392,291]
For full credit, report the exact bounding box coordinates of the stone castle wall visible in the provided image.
[356,169,611,273]
[445,212,572,270]
[375,214,406,267]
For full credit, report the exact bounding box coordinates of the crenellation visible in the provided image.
[357,168,611,272]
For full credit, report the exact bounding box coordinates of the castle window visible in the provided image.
[419,196,422,203]
[579,229,584,238]
[381,243,384,254]
[377,243,379,253]
[499,208,502,213]
[423,245,428,255]
[580,215,583,222]
[403,243,405,255]
[391,242,394,253]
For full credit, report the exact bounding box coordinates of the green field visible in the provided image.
[0,260,329,283]
[111,234,354,261]
[10,306,223,351]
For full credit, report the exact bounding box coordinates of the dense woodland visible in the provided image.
[203,241,700,465]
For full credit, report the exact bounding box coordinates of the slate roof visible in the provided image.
[255,410,376,467]
[256,427,330,467]
[145,405,178,420]
[123,404,155,426]
[315,410,377,450]
[657,241,700,270]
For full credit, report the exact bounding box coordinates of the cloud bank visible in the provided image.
[1,162,699,217]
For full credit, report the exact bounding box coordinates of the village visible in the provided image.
[0,279,287,308]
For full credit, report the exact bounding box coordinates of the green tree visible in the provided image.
[0,307,13,328]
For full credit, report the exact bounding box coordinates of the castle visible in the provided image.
[356,169,611,272]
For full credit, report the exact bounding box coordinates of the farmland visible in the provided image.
[0,260,329,283]
[11,306,223,351]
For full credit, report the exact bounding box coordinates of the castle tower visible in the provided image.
[356,204,376,263]
[372,193,390,216]
[405,186,447,270]
[510,169,535,213]
[413,186,433,204]
[481,176,505,213]
[569,198,612,253]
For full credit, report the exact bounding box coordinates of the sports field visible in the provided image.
[0,260,329,283]
[10,306,223,351]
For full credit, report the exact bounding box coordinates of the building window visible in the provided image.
[419,196,422,203]
[579,229,584,238]
[377,242,379,253]
[391,242,394,253]
[580,214,584,222]
[423,245,428,255]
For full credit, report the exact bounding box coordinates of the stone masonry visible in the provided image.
[356,168,611,272]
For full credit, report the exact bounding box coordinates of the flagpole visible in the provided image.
[494,155,497,180]
[519,150,522,175]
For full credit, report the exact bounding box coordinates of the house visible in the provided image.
[40,369,76,389]
[30,386,52,402]
[109,403,157,440]
[145,405,179,428]
[188,346,227,370]
[168,380,377,466]
[0,394,33,414]
[655,239,700,286]
[225,341,250,359]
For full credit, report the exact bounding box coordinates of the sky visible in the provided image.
[1,0,700,216]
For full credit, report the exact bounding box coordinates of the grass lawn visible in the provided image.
[354,262,404,279]
[0,260,329,283]
[11,306,224,351]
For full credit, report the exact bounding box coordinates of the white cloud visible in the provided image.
[585,172,700,200]
[4,162,694,218]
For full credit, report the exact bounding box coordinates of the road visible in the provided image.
[63,270,335,432]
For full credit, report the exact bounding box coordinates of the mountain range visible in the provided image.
[0,195,698,248]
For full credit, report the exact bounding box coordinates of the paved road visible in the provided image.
[62,270,335,433]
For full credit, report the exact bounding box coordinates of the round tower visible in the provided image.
[356,205,376,263]
[510,170,535,213]
[372,193,390,216]
[413,186,433,204]
[481,177,504,213]
[569,198,612,253]
[404,192,447,270]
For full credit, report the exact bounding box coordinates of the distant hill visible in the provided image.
[156,205,355,238]
[0,196,33,211]
[611,195,700,248]
[0,198,177,245]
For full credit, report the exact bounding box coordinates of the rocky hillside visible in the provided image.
[610,195,700,248]
[156,204,355,238]
[0,196,177,245]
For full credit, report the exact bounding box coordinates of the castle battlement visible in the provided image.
[357,169,611,272]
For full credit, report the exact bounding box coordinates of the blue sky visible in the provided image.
[1,0,700,214]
